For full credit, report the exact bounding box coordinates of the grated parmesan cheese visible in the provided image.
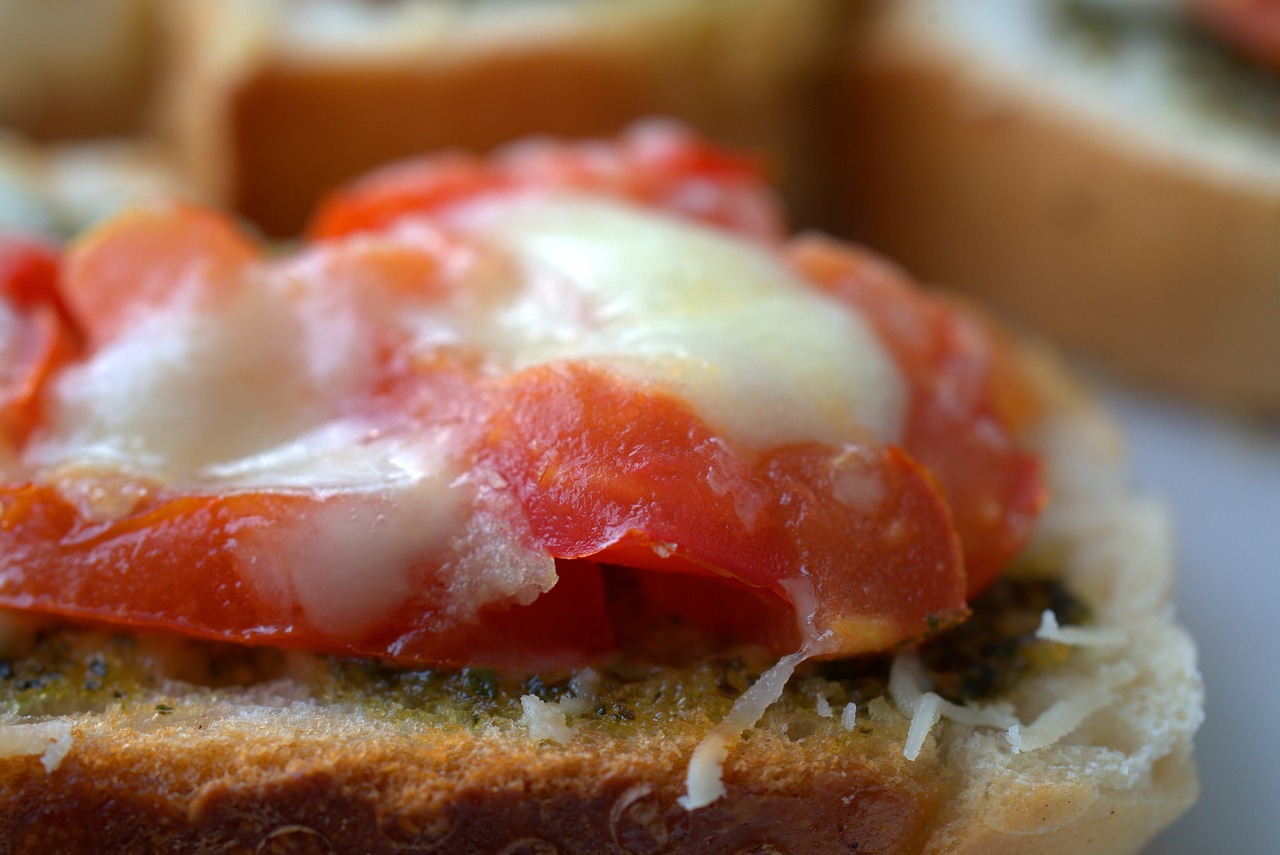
[680,575,837,811]
[518,668,599,744]
[841,701,858,731]
[0,722,74,772]
[519,695,574,743]
[903,693,942,761]
[678,648,809,810]
[678,731,733,811]
[889,652,1018,760]
[1035,610,1126,648]
[1008,684,1114,753]
[892,654,1016,725]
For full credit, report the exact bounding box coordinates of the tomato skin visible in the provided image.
[1192,0,1280,71]
[61,202,259,347]
[484,363,968,656]
[308,123,783,243]
[0,483,612,668]
[0,129,1047,667]
[0,237,77,448]
[789,238,1045,595]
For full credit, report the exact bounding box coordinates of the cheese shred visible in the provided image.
[840,701,858,731]
[888,614,1134,760]
[678,648,809,810]
[903,693,942,761]
[1008,684,1113,753]
[0,722,74,772]
[1035,610,1126,648]
[519,668,599,744]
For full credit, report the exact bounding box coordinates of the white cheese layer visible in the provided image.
[0,300,20,381]
[30,280,339,478]
[913,0,1280,187]
[18,194,905,640]
[449,194,906,449]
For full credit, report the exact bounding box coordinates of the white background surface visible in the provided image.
[1098,383,1280,854]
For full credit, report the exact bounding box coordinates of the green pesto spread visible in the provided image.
[1053,0,1280,134]
[0,576,1092,734]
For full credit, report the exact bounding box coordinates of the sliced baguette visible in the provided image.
[0,0,159,141]
[0,131,191,240]
[833,0,1280,413]
[159,0,841,236]
[0,332,1201,854]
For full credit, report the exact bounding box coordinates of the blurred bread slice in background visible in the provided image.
[833,0,1280,413]
[0,132,190,239]
[3,0,1279,413]
[158,0,843,236]
[0,0,159,140]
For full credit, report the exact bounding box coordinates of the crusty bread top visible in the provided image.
[833,0,1280,412]
[0,0,158,140]
[0,337,1202,854]
[197,0,831,66]
[0,132,189,239]
[862,0,1280,190]
[159,0,843,233]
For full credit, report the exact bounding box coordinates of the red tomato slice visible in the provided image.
[0,482,612,669]
[61,202,260,347]
[789,238,1045,595]
[1,236,63,312]
[483,363,968,656]
[1192,0,1280,71]
[0,237,77,447]
[0,129,1045,667]
[1,210,617,668]
[308,123,783,243]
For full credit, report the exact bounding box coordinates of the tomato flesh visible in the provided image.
[1192,0,1280,71]
[308,123,783,244]
[0,129,1044,666]
[0,483,612,668]
[485,363,967,655]
[790,238,1045,594]
[61,202,260,347]
[0,237,76,449]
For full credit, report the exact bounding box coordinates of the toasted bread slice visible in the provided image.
[833,0,1280,413]
[0,336,1201,853]
[0,131,191,239]
[0,0,159,140]
[158,0,841,236]
[0,121,1199,851]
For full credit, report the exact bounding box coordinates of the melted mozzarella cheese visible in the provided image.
[1035,609,1127,648]
[244,481,457,638]
[0,722,73,772]
[449,194,907,449]
[28,280,363,479]
[31,196,905,482]
[18,194,908,642]
[0,300,17,366]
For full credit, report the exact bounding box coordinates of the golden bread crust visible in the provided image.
[833,0,1280,412]
[160,0,840,235]
[0,719,943,854]
[0,379,1202,854]
[0,6,1204,844]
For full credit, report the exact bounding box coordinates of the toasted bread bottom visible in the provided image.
[0,366,1201,853]
[833,0,1280,412]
